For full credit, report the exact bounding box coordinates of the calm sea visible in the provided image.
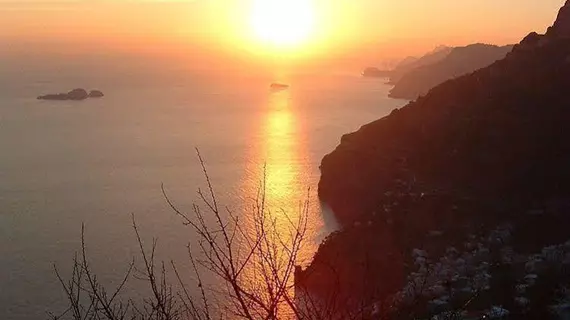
[0,58,405,319]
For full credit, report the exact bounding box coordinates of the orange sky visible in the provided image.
[0,0,566,67]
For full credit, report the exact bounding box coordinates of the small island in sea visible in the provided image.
[37,88,104,101]
[270,83,290,90]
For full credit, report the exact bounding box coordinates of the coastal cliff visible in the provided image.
[301,1,570,316]
[319,2,570,228]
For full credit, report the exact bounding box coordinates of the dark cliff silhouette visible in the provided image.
[319,2,570,228]
[389,43,514,99]
[299,1,570,316]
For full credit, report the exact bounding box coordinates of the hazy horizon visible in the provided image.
[0,0,565,71]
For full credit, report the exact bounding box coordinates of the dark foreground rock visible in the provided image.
[299,1,570,317]
[38,88,103,101]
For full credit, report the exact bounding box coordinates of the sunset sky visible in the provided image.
[0,0,566,67]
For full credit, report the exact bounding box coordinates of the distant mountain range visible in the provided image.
[364,43,514,100]
[388,45,453,84]
[389,43,514,99]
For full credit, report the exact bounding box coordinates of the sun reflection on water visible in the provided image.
[239,86,321,266]
[264,95,297,204]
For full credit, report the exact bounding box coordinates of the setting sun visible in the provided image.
[250,0,315,47]
[4,0,570,319]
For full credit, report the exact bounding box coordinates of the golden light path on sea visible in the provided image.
[235,87,322,316]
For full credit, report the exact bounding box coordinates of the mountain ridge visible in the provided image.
[388,46,453,84]
[389,43,514,99]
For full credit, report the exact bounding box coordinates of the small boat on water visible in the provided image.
[270,83,290,90]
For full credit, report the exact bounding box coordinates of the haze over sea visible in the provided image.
[0,55,404,319]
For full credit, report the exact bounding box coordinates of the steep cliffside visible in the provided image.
[319,2,570,228]
[300,2,570,316]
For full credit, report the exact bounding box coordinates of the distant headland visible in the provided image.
[362,43,513,100]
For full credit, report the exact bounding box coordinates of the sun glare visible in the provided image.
[250,0,315,48]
